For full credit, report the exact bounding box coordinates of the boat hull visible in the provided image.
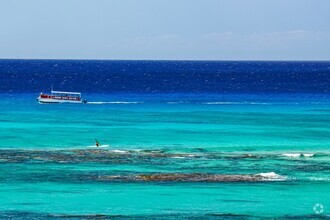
[37,90,86,104]
[37,97,83,104]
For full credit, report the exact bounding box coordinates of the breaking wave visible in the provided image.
[281,153,314,158]
[0,149,326,164]
[1,149,330,183]
[255,172,287,181]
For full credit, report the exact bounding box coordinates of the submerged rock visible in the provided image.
[99,173,269,183]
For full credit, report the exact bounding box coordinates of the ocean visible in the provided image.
[0,60,329,219]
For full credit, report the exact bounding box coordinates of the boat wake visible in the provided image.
[87,101,142,104]
[203,101,274,105]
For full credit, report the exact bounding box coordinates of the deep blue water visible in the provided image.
[0,59,329,94]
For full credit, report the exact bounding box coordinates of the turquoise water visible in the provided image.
[0,93,329,218]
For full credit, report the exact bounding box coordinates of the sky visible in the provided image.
[0,0,329,60]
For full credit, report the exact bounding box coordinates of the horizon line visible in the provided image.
[0,58,330,62]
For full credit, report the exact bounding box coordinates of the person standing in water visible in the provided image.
[95,139,100,147]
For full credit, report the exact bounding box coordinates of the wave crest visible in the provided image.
[256,172,287,181]
[281,153,314,158]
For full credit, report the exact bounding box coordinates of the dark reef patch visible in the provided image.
[0,211,327,220]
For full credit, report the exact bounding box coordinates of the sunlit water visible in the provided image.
[0,60,329,218]
[0,93,329,218]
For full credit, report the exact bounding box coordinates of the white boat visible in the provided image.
[37,90,87,104]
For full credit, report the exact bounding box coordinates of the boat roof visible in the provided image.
[51,90,81,95]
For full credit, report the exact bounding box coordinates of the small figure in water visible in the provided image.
[95,139,100,147]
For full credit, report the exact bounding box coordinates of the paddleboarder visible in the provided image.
[95,139,100,147]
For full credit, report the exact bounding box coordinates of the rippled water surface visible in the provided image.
[0,60,329,218]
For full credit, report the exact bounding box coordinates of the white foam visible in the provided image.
[87,102,108,104]
[203,102,239,105]
[203,102,272,105]
[281,153,314,158]
[110,150,128,154]
[171,156,186,159]
[87,145,110,148]
[87,101,141,104]
[109,101,141,104]
[256,172,287,181]
[282,153,301,158]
